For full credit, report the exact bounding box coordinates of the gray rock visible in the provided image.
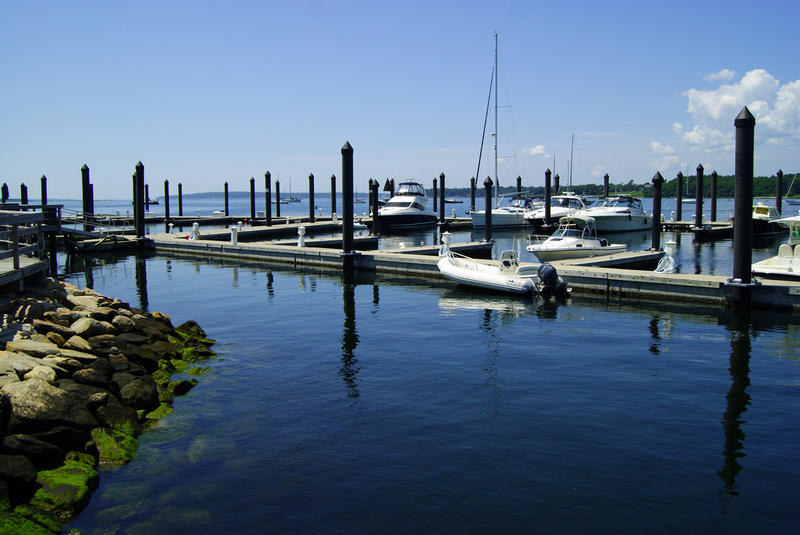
[58,348,98,364]
[64,335,93,352]
[32,425,90,453]
[23,366,57,384]
[0,453,37,499]
[87,392,109,411]
[4,339,60,358]
[70,317,115,338]
[42,356,83,374]
[119,376,159,411]
[111,314,135,333]
[72,368,111,388]
[116,332,149,345]
[88,306,116,322]
[0,372,20,389]
[1,378,99,432]
[32,318,75,339]
[45,331,67,347]
[0,350,66,377]
[67,294,102,310]
[2,433,65,470]
[108,353,130,372]
[111,371,137,392]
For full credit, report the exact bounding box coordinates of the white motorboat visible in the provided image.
[437,233,569,297]
[580,195,652,232]
[470,193,542,228]
[752,201,787,235]
[524,194,588,229]
[526,216,627,261]
[752,220,800,279]
[376,181,437,229]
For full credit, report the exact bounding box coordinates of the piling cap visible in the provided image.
[341,141,353,152]
[135,161,144,170]
[484,176,493,186]
[734,106,755,126]
[265,170,271,179]
[697,163,704,172]
[652,172,664,184]
[439,172,445,180]
[308,173,314,179]
[677,171,683,178]
[81,164,89,171]
[777,169,783,177]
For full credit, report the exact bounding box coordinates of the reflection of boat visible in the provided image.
[580,195,652,232]
[526,216,626,261]
[525,194,588,229]
[445,198,463,204]
[471,193,542,228]
[376,181,437,229]
[752,220,800,279]
[437,234,569,297]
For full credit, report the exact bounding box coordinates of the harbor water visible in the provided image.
[53,195,800,533]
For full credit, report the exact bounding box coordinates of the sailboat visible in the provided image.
[470,33,539,228]
[284,177,301,203]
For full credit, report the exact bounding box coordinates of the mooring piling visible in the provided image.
[1,184,8,203]
[81,164,94,231]
[516,175,521,193]
[731,106,756,307]
[483,176,493,242]
[711,171,717,222]
[676,172,683,221]
[178,183,183,216]
[694,164,704,229]
[544,169,552,227]
[370,179,380,235]
[134,161,145,238]
[470,177,476,213]
[604,173,609,198]
[164,179,170,233]
[20,183,27,207]
[652,172,664,250]
[308,173,315,223]
[40,175,47,206]
[275,180,281,218]
[331,174,337,216]
[433,176,438,216]
[341,141,355,271]
[554,174,560,196]
[224,182,229,217]
[250,177,256,221]
[776,169,783,215]
[439,172,445,223]
[265,172,272,226]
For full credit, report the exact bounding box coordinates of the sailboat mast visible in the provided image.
[493,31,498,201]
[569,134,574,189]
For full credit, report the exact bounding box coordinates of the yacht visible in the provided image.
[470,193,542,228]
[526,216,627,261]
[580,195,652,232]
[376,181,437,229]
[525,194,588,229]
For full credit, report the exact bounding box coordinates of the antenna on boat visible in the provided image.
[569,134,574,190]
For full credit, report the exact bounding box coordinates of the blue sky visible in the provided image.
[2,0,799,199]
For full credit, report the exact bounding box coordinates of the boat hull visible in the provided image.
[437,257,535,294]
[377,212,438,229]
[471,210,527,228]
[527,244,626,262]
[590,213,653,232]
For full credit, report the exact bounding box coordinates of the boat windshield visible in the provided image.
[552,197,584,209]
[396,182,425,196]
[598,196,641,209]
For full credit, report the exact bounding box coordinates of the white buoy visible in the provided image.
[230,226,239,245]
[332,212,338,223]
[297,225,306,247]
[168,222,174,234]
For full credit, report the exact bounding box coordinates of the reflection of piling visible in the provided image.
[308,173,315,223]
[732,107,756,307]
[695,164,704,228]
[483,177,493,242]
[341,142,355,271]
[651,172,664,250]
[776,169,783,215]
[719,307,751,489]
[275,180,281,218]
[134,161,145,238]
[711,171,717,222]
[604,173,609,197]
[544,169,552,227]
[250,177,256,221]
[676,172,683,221]
[134,255,149,312]
[164,180,170,233]
[470,177,476,212]
[264,172,272,226]
[439,172,445,223]
[224,182,229,217]
[331,174,337,216]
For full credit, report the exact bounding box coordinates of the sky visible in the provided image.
[2,0,799,199]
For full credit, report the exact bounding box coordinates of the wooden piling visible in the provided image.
[341,141,355,270]
[265,171,272,226]
[544,169,552,227]
[40,175,47,206]
[776,169,783,215]
[483,176,493,242]
[331,174,336,216]
[651,172,664,250]
[1,184,8,203]
[250,177,256,221]
[275,180,281,218]
[470,177,476,213]
[164,179,170,232]
[224,182,229,217]
[516,175,521,193]
[20,184,27,206]
[178,183,183,216]
[134,161,145,238]
[433,177,438,215]
[439,172,445,223]
[554,174,560,195]
[308,173,315,223]
[604,173,609,198]
[732,106,755,307]
[676,172,683,221]
[370,179,380,235]
[694,164,704,228]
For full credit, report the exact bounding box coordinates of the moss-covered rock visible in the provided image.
[0,509,58,534]
[28,457,98,522]
[145,403,174,421]
[150,368,171,386]
[90,424,138,466]
[169,359,189,374]
[186,366,210,376]
[169,379,198,396]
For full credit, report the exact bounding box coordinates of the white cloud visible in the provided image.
[525,145,549,157]
[704,69,736,82]
[676,69,800,152]
[649,141,679,171]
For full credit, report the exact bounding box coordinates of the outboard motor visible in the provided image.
[537,262,569,300]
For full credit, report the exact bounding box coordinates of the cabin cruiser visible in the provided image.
[470,192,542,228]
[376,181,437,229]
[751,202,787,235]
[524,194,588,229]
[526,216,627,261]
[580,195,652,232]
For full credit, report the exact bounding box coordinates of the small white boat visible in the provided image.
[525,194,588,228]
[752,220,800,279]
[470,193,542,228]
[526,216,627,261]
[437,233,569,297]
[376,181,437,229]
[752,202,788,235]
[581,195,652,232]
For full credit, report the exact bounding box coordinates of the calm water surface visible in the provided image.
[59,250,800,534]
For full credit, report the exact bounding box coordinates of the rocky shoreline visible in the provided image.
[0,279,216,533]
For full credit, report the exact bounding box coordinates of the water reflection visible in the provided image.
[339,273,360,399]
[134,254,149,312]
[266,272,275,300]
[718,308,751,494]
[649,315,660,355]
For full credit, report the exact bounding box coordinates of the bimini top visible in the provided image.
[395,181,426,197]
[595,196,643,209]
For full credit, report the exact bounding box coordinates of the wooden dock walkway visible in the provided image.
[0,209,53,290]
